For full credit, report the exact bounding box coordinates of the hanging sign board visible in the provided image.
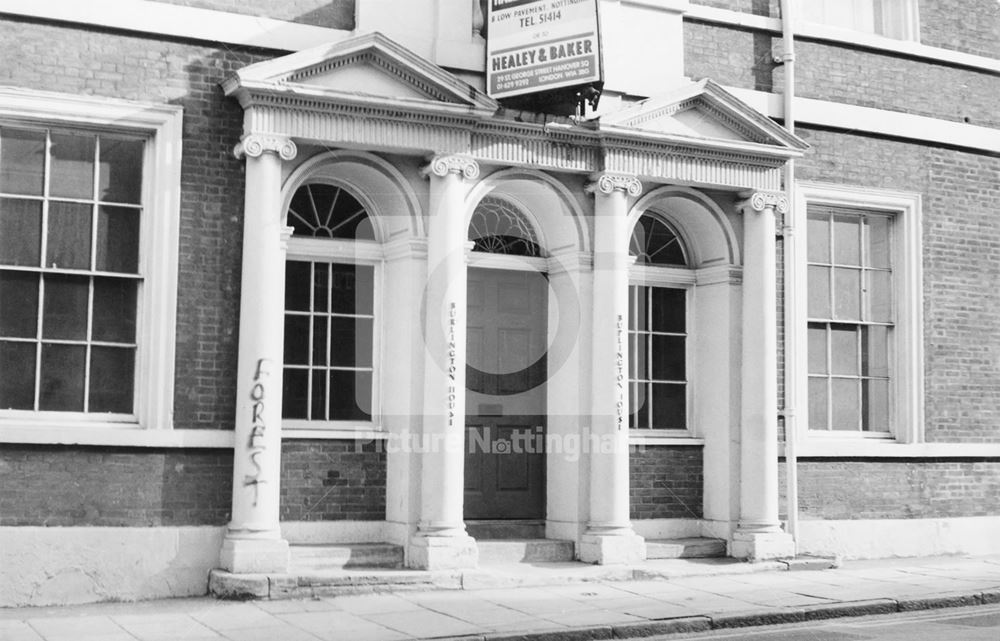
[486,0,602,100]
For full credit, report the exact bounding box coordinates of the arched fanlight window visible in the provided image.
[630,214,687,266]
[287,183,375,240]
[469,196,543,257]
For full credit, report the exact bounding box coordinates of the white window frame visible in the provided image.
[0,86,194,447]
[793,182,923,451]
[628,263,696,439]
[281,216,385,438]
[795,0,920,42]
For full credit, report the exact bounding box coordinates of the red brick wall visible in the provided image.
[797,129,1000,443]
[688,0,999,59]
[0,18,278,431]
[280,440,386,521]
[918,0,1000,59]
[780,458,1000,519]
[629,445,703,520]
[0,446,231,526]
[149,0,355,29]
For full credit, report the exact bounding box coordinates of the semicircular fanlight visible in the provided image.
[469,196,543,257]
[287,183,375,240]
[630,214,688,266]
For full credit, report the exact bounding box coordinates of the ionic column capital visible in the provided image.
[587,173,642,197]
[423,154,480,180]
[740,191,789,215]
[233,133,297,161]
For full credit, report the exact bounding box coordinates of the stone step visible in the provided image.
[466,520,545,539]
[476,539,575,564]
[288,543,403,571]
[645,537,727,559]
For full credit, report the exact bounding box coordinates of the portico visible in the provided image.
[219,32,807,574]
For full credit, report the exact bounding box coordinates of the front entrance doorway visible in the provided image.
[464,267,547,520]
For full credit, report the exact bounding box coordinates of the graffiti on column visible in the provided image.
[447,302,457,428]
[245,358,270,506]
[615,313,625,431]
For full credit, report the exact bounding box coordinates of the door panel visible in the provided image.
[465,267,547,520]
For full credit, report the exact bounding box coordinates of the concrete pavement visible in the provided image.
[2,555,1000,641]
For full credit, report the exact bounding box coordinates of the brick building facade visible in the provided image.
[0,0,997,606]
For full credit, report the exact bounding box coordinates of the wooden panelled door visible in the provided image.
[464,267,547,520]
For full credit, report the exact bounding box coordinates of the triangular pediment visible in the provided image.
[599,78,807,152]
[223,32,499,114]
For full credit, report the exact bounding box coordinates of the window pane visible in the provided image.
[862,325,890,378]
[49,132,95,199]
[807,212,829,263]
[628,286,645,331]
[47,201,92,270]
[833,214,861,266]
[284,315,310,365]
[869,270,892,322]
[310,370,325,419]
[808,324,827,375]
[0,341,36,409]
[329,317,373,368]
[98,137,143,204]
[89,345,134,412]
[651,334,684,381]
[807,265,830,318]
[651,382,685,428]
[830,378,860,430]
[282,367,309,419]
[96,206,139,273]
[92,278,137,343]
[629,333,645,379]
[312,316,328,366]
[42,274,88,340]
[833,267,861,320]
[865,215,891,269]
[0,128,45,196]
[630,382,649,428]
[808,377,828,430]
[330,263,373,315]
[0,271,39,337]
[830,324,858,375]
[0,198,42,266]
[313,262,329,313]
[284,261,311,312]
[39,343,85,411]
[329,369,371,420]
[863,378,890,432]
[651,287,685,333]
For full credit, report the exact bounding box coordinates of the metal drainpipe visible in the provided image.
[778,0,799,551]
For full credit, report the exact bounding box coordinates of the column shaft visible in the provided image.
[580,174,645,564]
[733,192,794,561]
[221,134,297,573]
[410,156,479,570]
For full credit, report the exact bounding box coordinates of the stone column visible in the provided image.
[220,134,297,573]
[732,191,795,561]
[580,173,646,564]
[409,155,479,570]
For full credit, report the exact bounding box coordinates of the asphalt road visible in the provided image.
[659,603,1000,640]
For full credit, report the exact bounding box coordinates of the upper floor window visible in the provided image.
[798,0,918,40]
[282,182,377,426]
[628,214,690,431]
[1,127,143,415]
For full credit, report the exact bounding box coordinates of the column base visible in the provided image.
[579,530,646,565]
[730,529,794,562]
[408,534,478,570]
[219,537,290,574]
